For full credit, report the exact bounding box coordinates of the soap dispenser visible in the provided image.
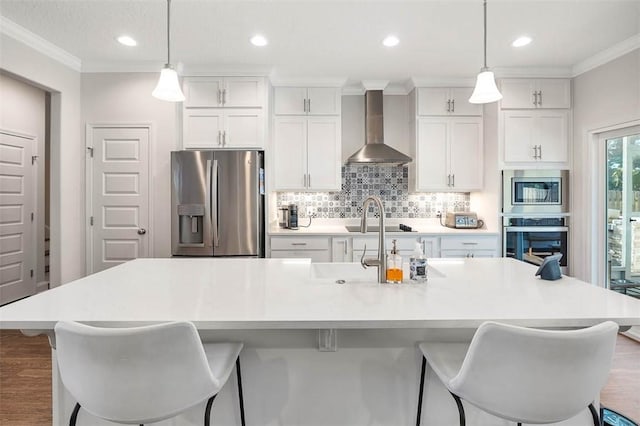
[409,242,428,282]
[386,239,403,283]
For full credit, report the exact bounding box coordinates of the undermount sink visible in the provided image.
[309,262,445,283]
[344,225,416,233]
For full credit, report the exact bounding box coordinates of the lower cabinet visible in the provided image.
[270,234,498,262]
[439,236,499,258]
[270,236,331,263]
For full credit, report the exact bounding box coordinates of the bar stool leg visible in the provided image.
[204,394,217,426]
[588,403,600,426]
[450,392,466,426]
[69,402,81,426]
[236,357,246,426]
[416,356,427,426]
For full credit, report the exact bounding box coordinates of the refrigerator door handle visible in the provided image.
[204,159,213,249]
[212,159,220,247]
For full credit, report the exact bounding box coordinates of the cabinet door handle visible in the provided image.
[218,130,222,146]
[532,145,537,159]
[218,89,222,106]
[308,98,311,113]
[308,174,311,188]
[451,174,455,187]
[532,91,538,106]
[222,89,227,105]
[447,174,451,186]
[447,99,451,112]
[451,99,455,112]
[303,99,307,113]
[538,144,542,159]
[538,90,542,106]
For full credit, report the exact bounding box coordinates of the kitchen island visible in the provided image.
[1,257,639,425]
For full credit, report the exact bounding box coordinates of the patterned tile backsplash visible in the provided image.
[276,164,470,218]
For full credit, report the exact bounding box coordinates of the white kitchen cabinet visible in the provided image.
[183,108,264,149]
[413,116,483,192]
[274,87,341,115]
[417,87,481,116]
[331,237,352,262]
[500,78,571,109]
[440,235,498,258]
[183,76,265,108]
[503,110,569,164]
[270,236,331,262]
[273,116,341,191]
[352,235,427,262]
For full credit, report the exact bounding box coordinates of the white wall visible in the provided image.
[0,33,82,286]
[572,49,640,282]
[81,73,180,258]
[0,73,47,285]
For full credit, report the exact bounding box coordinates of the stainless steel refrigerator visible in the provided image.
[171,150,265,257]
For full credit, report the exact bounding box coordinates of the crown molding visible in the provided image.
[492,67,573,78]
[572,34,640,77]
[0,16,81,72]
[269,76,348,87]
[410,77,477,88]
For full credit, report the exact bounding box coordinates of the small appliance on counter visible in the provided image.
[278,204,299,229]
[444,212,484,229]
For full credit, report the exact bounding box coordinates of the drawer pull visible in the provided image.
[291,243,307,246]
[462,242,478,245]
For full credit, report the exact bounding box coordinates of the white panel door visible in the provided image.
[273,117,307,190]
[536,79,571,109]
[274,87,307,115]
[0,131,35,305]
[450,118,482,190]
[503,112,536,162]
[500,79,537,109]
[306,117,341,190]
[307,88,341,115]
[449,88,482,116]
[183,77,224,107]
[224,109,264,148]
[417,88,449,116]
[89,127,149,273]
[223,77,264,107]
[416,118,448,190]
[183,109,224,149]
[538,111,569,162]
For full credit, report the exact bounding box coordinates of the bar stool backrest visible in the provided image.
[55,321,220,424]
[449,321,619,424]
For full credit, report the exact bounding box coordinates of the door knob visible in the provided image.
[137,228,147,235]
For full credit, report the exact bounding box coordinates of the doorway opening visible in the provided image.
[605,129,640,299]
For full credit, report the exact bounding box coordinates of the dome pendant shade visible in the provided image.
[469,69,502,104]
[152,66,185,102]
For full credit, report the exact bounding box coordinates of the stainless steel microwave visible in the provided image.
[502,170,569,214]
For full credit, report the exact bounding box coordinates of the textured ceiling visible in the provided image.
[1,0,639,86]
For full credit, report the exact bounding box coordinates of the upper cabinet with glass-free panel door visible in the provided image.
[500,79,571,109]
[181,76,266,149]
[274,87,341,115]
[417,87,482,116]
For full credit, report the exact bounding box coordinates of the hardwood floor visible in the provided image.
[0,330,638,424]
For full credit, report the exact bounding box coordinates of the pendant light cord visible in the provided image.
[483,0,487,69]
[166,0,172,66]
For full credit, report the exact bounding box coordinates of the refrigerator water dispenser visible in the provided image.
[178,204,205,244]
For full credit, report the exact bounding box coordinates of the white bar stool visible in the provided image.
[416,321,618,426]
[54,321,246,426]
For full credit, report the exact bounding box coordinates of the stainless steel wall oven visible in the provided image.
[502,170,570,273]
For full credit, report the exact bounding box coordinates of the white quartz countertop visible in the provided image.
[1,258,638,331]
[268,218,499,236]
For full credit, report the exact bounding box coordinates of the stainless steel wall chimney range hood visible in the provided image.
[346,89,412,165]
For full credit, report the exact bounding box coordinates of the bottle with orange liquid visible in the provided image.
[386,239,403,283]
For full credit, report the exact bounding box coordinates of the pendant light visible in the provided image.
[469,0,502,104]
[152,0,185,102]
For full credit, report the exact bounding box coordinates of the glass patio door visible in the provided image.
[606,130,640,297]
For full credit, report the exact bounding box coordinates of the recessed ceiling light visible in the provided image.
[512,36,532,47]
[117,35,137,47]
[250,35,268,47]
[382,35,400,47]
